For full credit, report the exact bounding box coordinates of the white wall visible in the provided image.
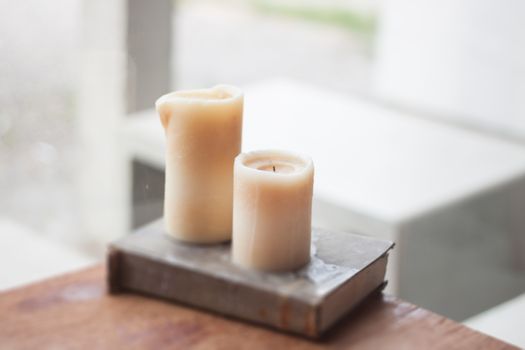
[374,0,525,139]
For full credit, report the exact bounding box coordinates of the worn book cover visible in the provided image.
[108,220,394,338]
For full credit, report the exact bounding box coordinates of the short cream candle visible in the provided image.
[232,150,314,271]
[156,85,243,243]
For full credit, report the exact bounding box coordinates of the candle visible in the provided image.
[232,150,314,271]
[155,85,243,243]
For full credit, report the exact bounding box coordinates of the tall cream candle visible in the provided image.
[232,150,314,271]
[156,85,243,243]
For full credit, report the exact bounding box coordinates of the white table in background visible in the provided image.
[122,78,525,321]
[0,218,95,291]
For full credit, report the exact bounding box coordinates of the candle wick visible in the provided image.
[272,165,276,172]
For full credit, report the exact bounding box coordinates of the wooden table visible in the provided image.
[0,265,515,349]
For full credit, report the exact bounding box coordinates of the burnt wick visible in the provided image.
[272,165,276,172]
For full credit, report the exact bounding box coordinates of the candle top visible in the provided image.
[156,85,243,106]
[236,149,314,180]
[155,85,243,130]
[246,159,300,174]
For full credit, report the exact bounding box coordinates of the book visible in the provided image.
[108,220,394,338]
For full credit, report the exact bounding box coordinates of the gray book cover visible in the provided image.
[108,220,394,338]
